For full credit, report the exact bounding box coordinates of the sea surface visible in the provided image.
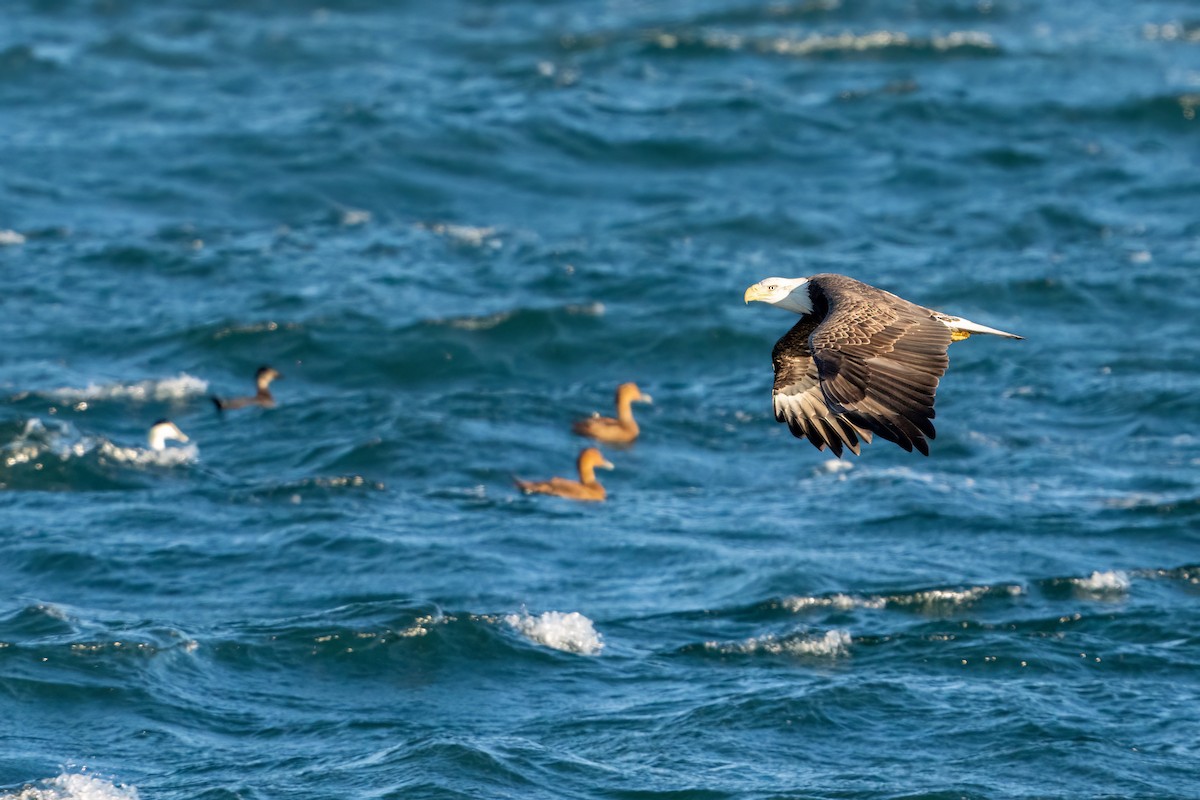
[2,1,1199,798]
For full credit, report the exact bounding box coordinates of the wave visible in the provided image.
[89,32,213,70]
[646,28,998,59]
[427,302,605,333]
[202,602,607,672]
[0,774,139,800]
[757,565,1199,628]
[504,610,604,655]
[1141,22,1200,43]
[415,221,502,248]
[1069,570,1131,597]
[783,583,1023,615]
[766,566,1196,624]
[702,628,851,658]
[0,418,196,490]
[96,440,198,467]
[232,474,387,504]
[0,602,199,659]
[0,44,62,79]
[3,418,197,468]
[37,373,209,405]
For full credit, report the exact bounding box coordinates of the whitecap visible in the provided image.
[1071,570,1130,596]
[419,222,500,248]
[504,610,604,655]
[2,418,196,469]
[892,584,1025,611]
[47,373,208,404]
[895,586,995,609]
[652,28,996,58]
[814,459,853,477]
[783,584,1022,614]
[339,208,371,226]
[708,629,851,658]
[783,593,885,612]
[0,229,26,246]
[213,321,290,339]
[565,302,605,317]
[1,418,88,467]
[0,773,139,800]
[97,441,198,467]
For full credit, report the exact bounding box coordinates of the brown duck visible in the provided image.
[515,447,614,502]
[212,366,283,411]
[572,382,652,444]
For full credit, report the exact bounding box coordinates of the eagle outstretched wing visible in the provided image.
[772,314,874,457]
[772,274,952,456]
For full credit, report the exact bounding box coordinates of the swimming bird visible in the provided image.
[572,382,653,444]
[98,419,194,464]
[744,274,1021,457]
[515,447,614,502]
[211,366,282,411]
[148,419,189,451]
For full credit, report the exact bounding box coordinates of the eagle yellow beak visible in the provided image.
[744,283,766,304]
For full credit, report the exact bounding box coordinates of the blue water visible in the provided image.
[2,1,1199,798]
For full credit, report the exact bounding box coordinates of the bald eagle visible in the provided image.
[745,274,1021,457]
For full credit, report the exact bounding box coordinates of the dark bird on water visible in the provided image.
[744,274,1021,457]
[515,447,615,502]
[211,366,283,411]
[572,382,653,444]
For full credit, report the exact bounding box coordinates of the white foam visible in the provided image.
[98,441,199,467]
[420,222,500,248]
[783,584,1022,614]
[783,593,885,612]
[0,229,26,246]
[1102,493,1163,510]
[504,610,604,655]
[1143,23,1200,42]
[565,302,605,317]
[47,373,209,403]
[897,584,1024,609]
[1,773,139,800]
[709,629,851,658]
[1072,570,1130,595]
[653,28,995,58]
[2,418,196,469]
[339,208,371,226]
[899,586,994,608]
[814,459,854,477]
[2,418,87,467]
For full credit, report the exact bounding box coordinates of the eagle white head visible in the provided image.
[744,277,813,315]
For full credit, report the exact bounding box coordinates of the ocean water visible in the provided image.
[2,0,1198,797]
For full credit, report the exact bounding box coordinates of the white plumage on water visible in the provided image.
[147,419,190,451]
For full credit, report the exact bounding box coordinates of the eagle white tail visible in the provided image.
[937,314,1023,341]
